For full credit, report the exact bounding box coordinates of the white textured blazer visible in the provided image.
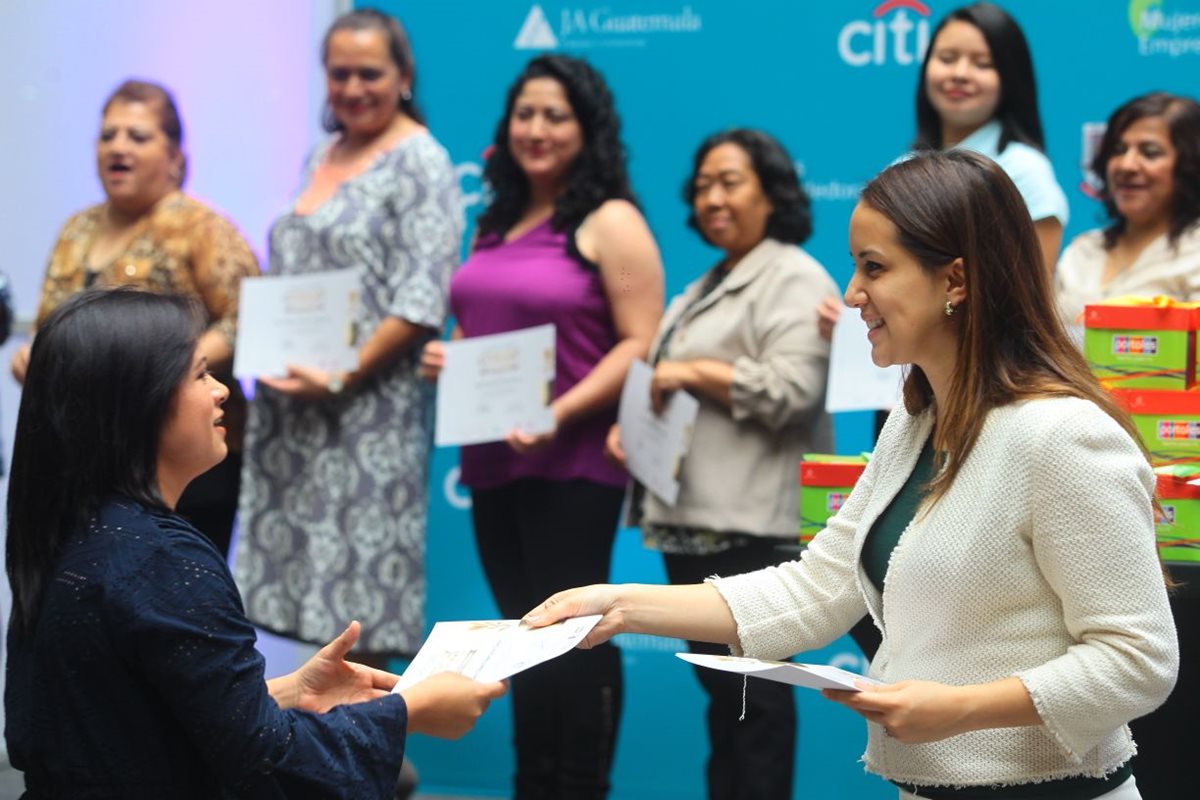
[712,397,1178,788]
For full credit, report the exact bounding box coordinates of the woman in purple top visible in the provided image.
[422,55,663,799]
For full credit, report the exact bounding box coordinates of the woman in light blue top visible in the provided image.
[820,4,1066,339]
[913,2,1068,272]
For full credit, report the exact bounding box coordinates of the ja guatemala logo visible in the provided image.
[515,5,559,49]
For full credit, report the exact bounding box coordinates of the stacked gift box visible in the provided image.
[799,454,869,545]
[1085,297,1200,562]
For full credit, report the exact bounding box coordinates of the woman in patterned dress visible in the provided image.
[234,9,461,663]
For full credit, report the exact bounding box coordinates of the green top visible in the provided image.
[861,439,1133,799]
[861,439,935,597]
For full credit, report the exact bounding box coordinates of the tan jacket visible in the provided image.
[640,237,838,537]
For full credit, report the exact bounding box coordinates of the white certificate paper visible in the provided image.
[677,653,883,692]
[233,270,359,379]
[435,324,556,447]
[394,615,602,692]
[824,313,904,413]
[618,360,699,505]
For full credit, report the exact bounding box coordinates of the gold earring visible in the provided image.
[944,300,955,317]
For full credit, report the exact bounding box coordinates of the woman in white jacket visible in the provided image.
[526,150,1178,800]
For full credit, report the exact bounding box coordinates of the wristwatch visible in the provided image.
[327,373,346,395]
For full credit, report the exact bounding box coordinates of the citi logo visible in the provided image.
[838,0,932,67]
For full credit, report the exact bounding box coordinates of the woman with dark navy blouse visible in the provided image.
[4,289,504,799]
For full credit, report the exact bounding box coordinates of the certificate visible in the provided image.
[435,324,556,447]
[394,615,601,692]
[676,653,884,692]
[824,312,904,413]
[233,269,359,379]
[618,359,699,505]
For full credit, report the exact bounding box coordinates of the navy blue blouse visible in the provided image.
[5,498,407,799]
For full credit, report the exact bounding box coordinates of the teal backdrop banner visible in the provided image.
[362,1,1200,796]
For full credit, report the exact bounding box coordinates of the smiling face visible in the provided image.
[157,349,229,504]
[325,27,407,140]
[507,76,583,190]
[846,203,965,379]
[96,100,180,213]
[691,142,774,261]
[1106,114,1178,230]
[924,20,1001,143]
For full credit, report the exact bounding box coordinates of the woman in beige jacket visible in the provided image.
[606,128,838,799]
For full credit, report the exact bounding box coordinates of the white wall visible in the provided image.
[0,0,347,748]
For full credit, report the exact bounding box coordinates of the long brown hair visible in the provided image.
[861,150,1149,504]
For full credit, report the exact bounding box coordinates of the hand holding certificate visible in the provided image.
[395,615,602,692]
[233,269,360,379]
[434,324,557,447]
[617,359,699,505]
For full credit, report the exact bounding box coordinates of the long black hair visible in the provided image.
[913,2,1045,154]
[321,8,424,130]
[683,129,813,246]
[1093,91,1200,249]
[6,289,202,636]
[475,54,635,245]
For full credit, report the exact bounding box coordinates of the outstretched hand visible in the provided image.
[523,584,626,649]
[289,621,398,713]
[400,673,507,739]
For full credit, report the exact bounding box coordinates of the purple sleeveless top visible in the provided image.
[450,220,626,489]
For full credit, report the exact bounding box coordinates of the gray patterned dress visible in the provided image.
[234,132,461,655]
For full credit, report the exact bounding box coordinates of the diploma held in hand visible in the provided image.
[395,615,601,691]
[233,269,360,379]
[677,653,883,692]
[824,313,903,413]
[618,359,699,505]
[435,324,556,447]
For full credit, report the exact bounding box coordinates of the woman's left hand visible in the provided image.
[260,364,338,399]
[823,680,972,744]
[650,361,695,414]
[290,621,398,713]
